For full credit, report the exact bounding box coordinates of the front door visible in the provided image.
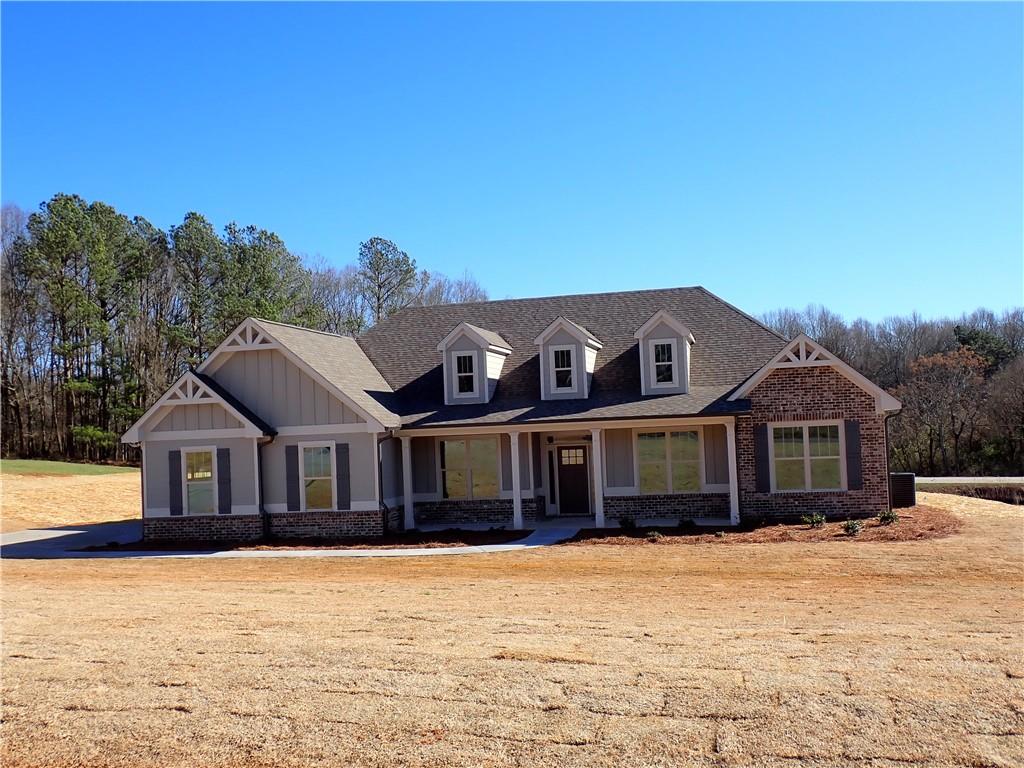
[556,446,590,516]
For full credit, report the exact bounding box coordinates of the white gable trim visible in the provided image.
[436,322,512,354]
[196,318,388,431]
[121,371,266,443]
[729,334,901,414]
[633,309,695,344]
[534,317,603,350]
[198,319,279,375]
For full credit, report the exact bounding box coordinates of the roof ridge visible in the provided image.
[253,317,355,341]
[389,285,704,315]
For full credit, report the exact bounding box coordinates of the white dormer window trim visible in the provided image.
[648,338,679,389]
[549,345,578,394]
[452,351,479,399]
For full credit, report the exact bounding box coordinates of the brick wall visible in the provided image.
[267,509,384,538]
[737,366,890,522]
[144,509,386,541]
[143,515,263,542]
[605,493,729,522]
[412,498,538,527]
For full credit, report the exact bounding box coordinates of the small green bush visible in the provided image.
[645,530,664,542]
[842,519,863,536]
[714,530,725,539]
[878,509,899,525]
[801,513,826,528]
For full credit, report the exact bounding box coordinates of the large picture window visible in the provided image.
[771,423,843,492]
[184,448,216,515]
[637,430,701,494]
[301,443,335,511]
[440,437,499,499]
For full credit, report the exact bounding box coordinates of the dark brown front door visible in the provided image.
[557,446,590,516]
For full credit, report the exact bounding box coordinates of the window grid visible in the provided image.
[653,342,675,384]
[301,444,334,511]
[552,347,574,390]
[455,353,476,395]
[771,424,843,492]
[184,449,215,516]
[637,430,701,494]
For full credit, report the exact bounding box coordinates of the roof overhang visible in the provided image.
[729,334,901,415]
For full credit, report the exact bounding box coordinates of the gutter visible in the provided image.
[258,434,275,540]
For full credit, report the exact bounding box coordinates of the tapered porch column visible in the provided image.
[401,436,415,530]
[509,432,523,530]
[590,428,605,528]
[725,420,740,525]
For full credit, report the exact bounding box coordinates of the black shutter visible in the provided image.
[168,450,183,516]
[336,442,351,511]
[845,420,863,491]
[217,448,232,514]
[754,424,771,493]
[286,445,300,511]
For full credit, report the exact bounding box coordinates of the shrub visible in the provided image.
[645,530,663,542]
[842,519,863,536]
[714,530,725,538]
[878,509,899,525]
[619,517,637,531]
[801,513,826,528]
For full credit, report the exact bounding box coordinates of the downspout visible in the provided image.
[883,412,894,513]
[377,431,398,534]
[258,435,275,540]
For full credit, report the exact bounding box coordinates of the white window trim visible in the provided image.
[436,436,501,500]
[766,420,847,493]
[452,351,479,399]
[298,440,337,512]
[549,344,578,394]
[648,338,679,390]
[632,427,706,495]
[181,446,217,516]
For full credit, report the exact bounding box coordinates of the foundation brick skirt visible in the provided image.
[604,494,730,522]
[412,498,538,527]
[143,509,387,541]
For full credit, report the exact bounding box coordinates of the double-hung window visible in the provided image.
[183,448,216,515]
[649,339,678,387]
[771,423,843,492]
[440,437,499,499]
[301,443,335,511]
[454,352,477,397]
[551,346,575,391]
[637,430,701,494]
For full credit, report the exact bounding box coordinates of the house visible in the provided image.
[121,286,901,541]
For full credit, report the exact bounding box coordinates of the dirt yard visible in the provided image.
[2,490,1022,767]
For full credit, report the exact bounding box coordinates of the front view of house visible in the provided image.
[122,287,901,540]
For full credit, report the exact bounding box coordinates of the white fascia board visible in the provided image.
[633,309,695,344]
[533,317,603,349]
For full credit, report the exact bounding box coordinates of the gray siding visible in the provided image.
[151,403,242,432]
[604,428,634,488]
[144,437,257,515]
[212,349,365,427]
[704,424,729,485]
[638,319,690,395]
[499,433,532,491]
[539,328,585,401]
[411,437,436,494]
[380,437,403,503]
[263,432,377,510]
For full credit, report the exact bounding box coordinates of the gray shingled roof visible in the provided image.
[459,322,511,351]
[357,286,788,429]
[253,319,401,428]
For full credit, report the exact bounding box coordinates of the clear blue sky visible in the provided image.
[3,2,1021,321]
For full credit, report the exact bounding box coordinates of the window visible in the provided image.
[183,448,215,515]
[771,423,844,492]
[637,430,701,494]
[551,346,575,391]
[440,437,499,499]
[301,443,335,511]
[650,339,678,387]
[454,352,477,397]
[561,447,584,465]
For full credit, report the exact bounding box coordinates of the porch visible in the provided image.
[396,418,740,531]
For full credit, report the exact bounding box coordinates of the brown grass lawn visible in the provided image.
[1,488,1022,767]
[1,471,140,532]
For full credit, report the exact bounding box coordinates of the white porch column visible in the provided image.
[725,420,740,525]
[590,428,605,528]
[401,436,415,530]
[509,432,523,530]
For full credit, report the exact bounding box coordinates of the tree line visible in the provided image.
[0,195,486,461]
[761,305,1024,476]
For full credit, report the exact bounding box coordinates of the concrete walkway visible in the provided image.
[0,520,581,560]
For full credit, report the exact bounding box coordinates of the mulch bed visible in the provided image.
[563,504,962,546]
[81,528,528,552]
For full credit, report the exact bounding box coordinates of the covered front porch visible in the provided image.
[394,417,740,531]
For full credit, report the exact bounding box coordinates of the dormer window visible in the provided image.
[454,352,477,397]
[650,339,678,387]
[551,346,575,391]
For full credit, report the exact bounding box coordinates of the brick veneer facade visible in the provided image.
[605,493,729,522]
[737,366,891,522]
[411,498,538,527]
[144,508,388,541]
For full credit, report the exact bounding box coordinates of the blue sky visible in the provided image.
[2,2,1021,321]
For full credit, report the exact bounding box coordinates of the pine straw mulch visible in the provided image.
[564,504,961,546]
